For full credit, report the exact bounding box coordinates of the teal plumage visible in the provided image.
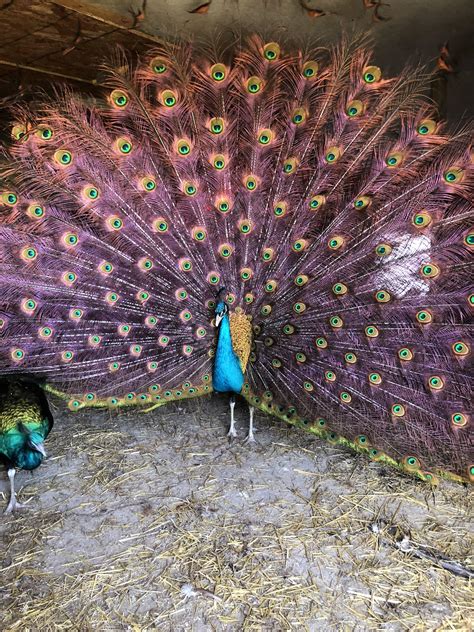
[213,298,245,395]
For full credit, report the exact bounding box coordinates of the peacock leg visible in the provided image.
[4,468,27,514]
[227,395,237,438]
[243,406,256,444]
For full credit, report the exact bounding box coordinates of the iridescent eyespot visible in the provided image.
[272,358,282,368]
[375,243,392,256]
[325,370,336,382]
[110,89,128,108]
[180,309,192,322]
[243,175,258,190]
[98,260,113,275]
[20,246,37,262]
[292,239,308,253]
[62,232,79,248]
[145,315,158,328]
[385,152,403,168]
[443,167,464,184]
[69,308,83,320]
[451,412,468,428]
[37,126,53,140]
[375,290,391,303]
[87,334,102,347]
[344,352,357,364]
[160,89,177,107]
[257,128,273,145]
[183,182,197,196]
[115,138,133,155]
[302,60,318,79]
[262,247,274,262]
[21,298,37,314]
[179,258,192,272]
[363,65,381,83]
[192,226,207,241]
[39,326,53,339]
[27,203,45,219]
[398,347,413,361]
[61,350,74,363]
[210,63,227,82]
[420,263,440,279]
[354,195,371,210]
[82,185,100,201]
[283,157,298,174]
[158,335,169,347]
[412,211,432,228]
[263,42,280,61]
[2,191,18,206]
[212,154,226,170]
[140,176,157,191]
[176,139,192,156]
[416,119,436,135]
[261,304,272,316]
[416,309,432,324]
[238,219,252,234]
[196,327,207,338]
[130,344,143,357]
[365,325,379,337]
[428,375,444,390]
[12,124,27,140]
[315,337,327,348]
[291,108,306,125]
[328,236,344,250]
[138,257,153,271]
[274,201,288,217]
[207,272,220,285]
[346,100,364,117]
[330,315,343,328]
[244,293,254,303]
[303,381,314,392]
[464,231,474,247]
[391,403,405,417]
[325,147,342,163]
[107,216,123,231]
[283,324,295,335]
[208,117,224,134]
[332,283,348,296]
[54,150,73,166]
[340,392,352,403]
[105,291,119,304]
[403,455,421,470]
[118,324,131,337]
[246,76,263,93]
[11,348,25,362]
[310,195,325,210]
[153,217,169,232]
[452,341,470,356]
[295,274,308,286]
[264,337,274,347]
[61,271,77,286]
[265,280,277,293]
[215,196,232,213]
[369,372,382,385]
[218,243,233,258]
[150,56,168,73]
[355,435,369,448]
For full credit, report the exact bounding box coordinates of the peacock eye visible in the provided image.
[273,201,287,217]
[452,341,469,356]
[140,176,157,191]
[443,167,464,184]
[263,42,280,61]
[325,147,341,163]
[316,337,328,348]
[110,90,128,108]
[375,290,391,303]
[416,119,436,135]
[310,195,325,210]
[375,243,392,256]
[160,90,177,107]
[246,76,263,94]
[210,63,227,82]
[257,128,273,145]
[302,60,318,79]
[116,138,133,154]
[37,126,53,140]
[244,175,258,190]
[150,56,168,74]
[354,195,371,210]
[209,117,224,134]
[292,108,307,125]
[184,182,197,196]
[363,66,382,83]
[346,100,364,117]
[218,243,233,258]
[238,219,252,234]
[412,211,432,228]
[386,152,403,168]
[416,309,432,324]
[12,124,28,140]
[54,150,73,166]
[392,403,406,417]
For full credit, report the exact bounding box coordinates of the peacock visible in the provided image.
[0,378,53,513]
[0,34,472,503]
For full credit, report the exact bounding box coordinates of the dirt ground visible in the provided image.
[1,395,473,631]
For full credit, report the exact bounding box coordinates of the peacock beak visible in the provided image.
[32,442,47,458]
[215,313,224,327]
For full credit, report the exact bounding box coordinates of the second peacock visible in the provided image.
[0,35,472,485]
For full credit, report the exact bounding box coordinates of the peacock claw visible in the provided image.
[227,428,237,439]
[243,434,256,445]
[4,499,28,515]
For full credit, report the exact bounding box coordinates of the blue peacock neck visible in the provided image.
[212,314,245,394]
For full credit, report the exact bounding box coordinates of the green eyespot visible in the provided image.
[160,90,177,108]
[151,56,168,74]
[110,89,128,108]
[398,347,413,361]
[209,117,224,134]
[263,42,280,61]
[346,100,364,117]
[416,119,436,135]
[116,138,132,155]
[257,128,273,145]
[246,76,263,94]
[54,150,73,166]
[363,66,381,83]
[210,63,227,81]
[302,60,318,79]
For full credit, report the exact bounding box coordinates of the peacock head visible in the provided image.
[12,423,47,471]
[214,287,229,327]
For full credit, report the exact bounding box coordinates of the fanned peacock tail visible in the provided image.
[0,35,472,483]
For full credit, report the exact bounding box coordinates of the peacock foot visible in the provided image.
[4,497,28,515]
